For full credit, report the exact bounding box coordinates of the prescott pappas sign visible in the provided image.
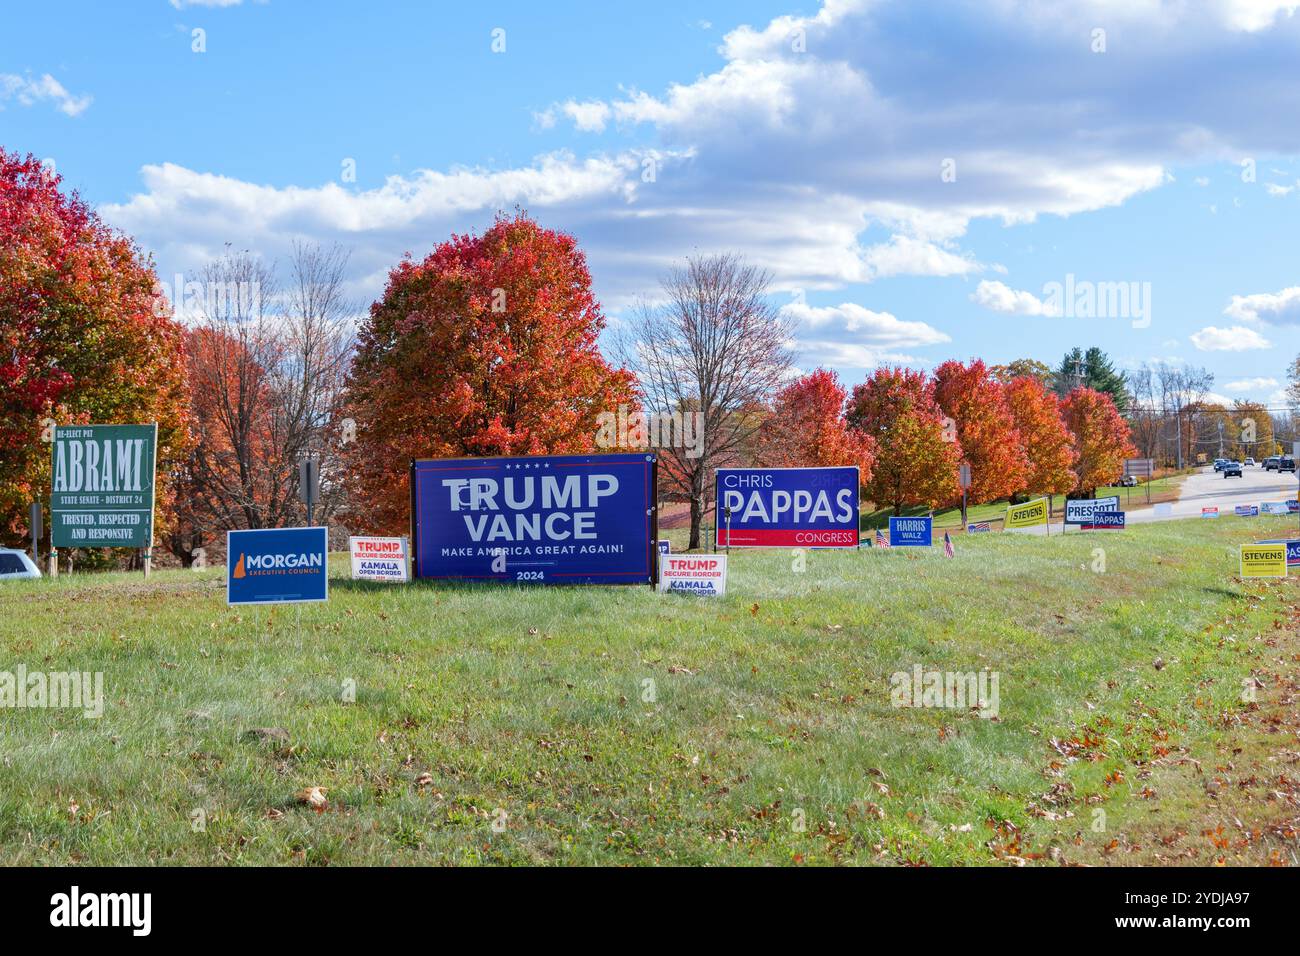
[714,466,859,548]
[1260,539,1300,568]
[888,515,932,546]
[1239,543,1287,579]
[349,535,409,583]
[227,527,329,605]
[658,554,727,596]
[1064,496,1120,525]
[1081,511,1125,530]
[410,453,657,585]
[50,424,157,548]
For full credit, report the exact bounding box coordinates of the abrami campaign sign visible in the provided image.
[51,424,157,548]
[227,527,329,605]
[349,536,409,583]
[715,466,859,548]
[658,554,727,596]
[410,453,657,585]
[888,515,932,547]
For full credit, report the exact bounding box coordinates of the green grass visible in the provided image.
[0,516,1296,865]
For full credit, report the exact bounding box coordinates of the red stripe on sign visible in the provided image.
[717,528,858,547]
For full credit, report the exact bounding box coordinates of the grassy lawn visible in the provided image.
[1,516,1297,866]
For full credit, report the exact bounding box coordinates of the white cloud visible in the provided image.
[1224,377,1280,391]
[783,301,950,347]
[1224,286,1300,324]
[796,340,922,371]
[1190,325,1272,351]
[0,73,91,117]
[562,100,613,133]
[1194,176,1211,186]
[1264,181,1297,196]
[970,279,1061,317]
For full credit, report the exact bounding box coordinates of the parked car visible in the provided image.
[1119,475,1138,487]
[0,548,41,580]
[1264,456,1281,471]
[1244,457,1256,466]
[1281,456,1297,473]
[1223,461,1243,478]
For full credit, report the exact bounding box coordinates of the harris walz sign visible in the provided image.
[51,424,157,548]
[410,453,658,585]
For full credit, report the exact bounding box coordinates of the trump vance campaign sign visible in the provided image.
[1005,497,1049,532]
[1065,496,1120,525]
[658,554,727,597]
[349,536,409,583]
[1239,543,1287,579]
[715,466,859,548]
[51,424,157,548]
[410,453,657,585]
[889,515,932,546]
[227,527,329,605]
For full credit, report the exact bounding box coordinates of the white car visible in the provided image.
[0,548,42,580]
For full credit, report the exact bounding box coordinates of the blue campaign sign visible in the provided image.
[1081,511,1125,530]
[1260,540,1300,567]
[657,539,671,555]
[411,453,657,585]
[888,515,932,547]
[715,466,859,548]
[227,527,329,605]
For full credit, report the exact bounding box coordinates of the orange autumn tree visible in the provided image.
[932,358,1026,504]
[1004,375,1077,499]
[846,367,961,516]
[344,211,636,532]
[756,369,875,484]
[0,149,190,550]
[1061,386,1136,496]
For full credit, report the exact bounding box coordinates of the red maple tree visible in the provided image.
[932,359,1026,504]
[1004,375,1077,498]
[0,149,190,546]
[344,211,636,532]
[756,369,875,484]
[1061,386,1137,496]
[846,367,961,515]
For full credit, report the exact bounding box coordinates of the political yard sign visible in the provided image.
[658,554,727,597]
[715,466,859,548]
[1081,511,1125,531]
[888,515,932,547]
[1236,505,1259,517]
[1065,496,1120,525]
[1260,540,1300,568]
[349,536,409,583]
[227,527,329,605]
[1239,543,1287,579]
[1005,497,1049,533]
[51,424,157,548]
[411,453,657,585]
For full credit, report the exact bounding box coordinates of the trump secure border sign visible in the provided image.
[715,466,859,548]
[227,527,329,605]
[51,424,157,548]
[410,453,657,585]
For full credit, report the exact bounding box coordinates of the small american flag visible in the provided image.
[875,529,890,549]
[943,531,955,557]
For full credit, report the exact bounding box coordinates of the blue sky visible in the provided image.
[3,0,1300,407]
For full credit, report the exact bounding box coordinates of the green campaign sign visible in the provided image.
[51,424,157,549]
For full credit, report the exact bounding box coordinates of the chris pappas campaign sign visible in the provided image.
[410,453,658,585]
[715,466,859,548]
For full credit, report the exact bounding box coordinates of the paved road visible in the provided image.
[1125,465,1299,523]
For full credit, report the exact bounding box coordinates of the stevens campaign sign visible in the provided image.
[715,466,859,548]
[410,454,657,585]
